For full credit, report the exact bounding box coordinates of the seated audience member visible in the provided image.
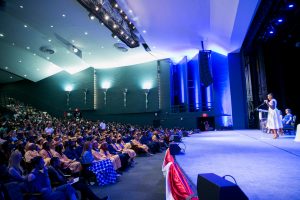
[48,157,108,200]
[92,140,121,171]
[81,141,117,186]
[24,143,40,163]
[27,156,77,200]
[63,138,80,161]
[53,143,82,174]
[8,150,26,183]
[39,141,55,165]
[100,141,130,171]
[115,138,136,164]
[282,108,294,129]
[131,134,152,155]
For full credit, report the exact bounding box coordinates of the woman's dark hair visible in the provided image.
[55,144,63,154]
[31,156,43,166]
[50,157,60,166]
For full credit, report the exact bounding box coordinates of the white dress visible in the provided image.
[266,99,283,129]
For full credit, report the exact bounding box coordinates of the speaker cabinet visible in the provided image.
[197,173,248,200]
[169,143,181,155]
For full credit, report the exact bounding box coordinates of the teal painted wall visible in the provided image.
[95,61,159,114]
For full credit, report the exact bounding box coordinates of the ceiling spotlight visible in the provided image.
[73,47,78,53]
[77,0,140,48]
[277,18,283,23]
[89,13,95,20]
[288,4,294,8]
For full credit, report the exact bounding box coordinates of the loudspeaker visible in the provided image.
[173,135,182,142]
[197,173,248,200]
[199,51,213,87]
[169,143,181,155]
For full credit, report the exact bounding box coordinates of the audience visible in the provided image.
[0,98,193,199]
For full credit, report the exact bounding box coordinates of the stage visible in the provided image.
[175,130,300,200]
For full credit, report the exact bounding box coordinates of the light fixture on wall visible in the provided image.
[142,81,152,110]
[123,88,128,107]
[101,81,111,106]
[144,89,150,110]
[103,88,108,105]
[65,85,73,108]
[84,89,88,104]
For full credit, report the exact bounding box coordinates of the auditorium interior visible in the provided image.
[1,0,300,200]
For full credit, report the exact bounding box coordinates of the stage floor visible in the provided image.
[175,130,300,200]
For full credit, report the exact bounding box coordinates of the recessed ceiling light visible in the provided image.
[26,46,30,50]
[48,39,52,42]
[24,74,27,77]
[50,25,54,28]
[142,30,147,33]
[72,40,75,43]
[10,76,13,79]
[129,10,133,13]
[24,24,28,28]
[33,53,36,56]
[84,32,88,35]
[18,60,22,63]
[5,66,8,70]
[46,57,50,60]
[0,33,4,37]
[62,14,66,17]
[19,5,23,9]
[104,15,109,20]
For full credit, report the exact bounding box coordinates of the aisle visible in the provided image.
[91,151,166,200]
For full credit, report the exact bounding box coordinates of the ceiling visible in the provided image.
[0,0,261,84]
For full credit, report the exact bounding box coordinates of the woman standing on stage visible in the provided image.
[265,93,283,139]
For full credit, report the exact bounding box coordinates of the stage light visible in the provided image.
[89,13,95,20]
[288,4,294,8]
[76,0,142,48]
[277,18,283,23]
